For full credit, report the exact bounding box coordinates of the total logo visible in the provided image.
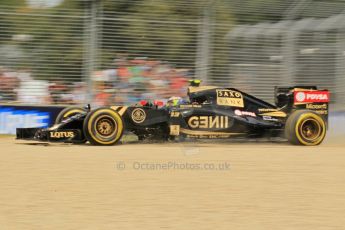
[294,91,330,103]
[234,110,256,117]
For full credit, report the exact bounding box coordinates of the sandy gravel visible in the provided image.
[0,136,345,230]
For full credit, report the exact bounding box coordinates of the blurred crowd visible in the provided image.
[0,57,190,106]
[0,69,18,102]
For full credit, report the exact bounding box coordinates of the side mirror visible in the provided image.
[84,104,91,111]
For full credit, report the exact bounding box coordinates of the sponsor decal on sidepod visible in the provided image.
[188,116,229,129]
[234,110,256,117]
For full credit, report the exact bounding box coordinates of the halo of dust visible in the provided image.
[0,135,345,229]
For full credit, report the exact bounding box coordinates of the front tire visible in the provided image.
[285,110,326,146]
[83,108,124,145]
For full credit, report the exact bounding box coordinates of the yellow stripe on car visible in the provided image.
[118,106,128,115]
[259,111,287,117]
[110,106,127,115]
[180,128,243,136]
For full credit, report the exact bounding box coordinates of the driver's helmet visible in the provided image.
[166,96,186,107]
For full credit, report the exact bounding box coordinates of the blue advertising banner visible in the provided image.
[0,105,66,134]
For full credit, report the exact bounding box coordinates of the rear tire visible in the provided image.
[285,110,326,146]
[83,108,124,145]
[55,106,87,124]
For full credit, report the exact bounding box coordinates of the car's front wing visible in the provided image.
[16,128,84,143]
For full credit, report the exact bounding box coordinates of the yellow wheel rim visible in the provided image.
[295,113,326,146]
[94,115,117,137]
[299,118,322,142]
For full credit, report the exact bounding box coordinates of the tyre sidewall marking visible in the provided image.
[63,109,85,118]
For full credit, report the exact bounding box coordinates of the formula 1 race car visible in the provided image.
[16,80,330,146]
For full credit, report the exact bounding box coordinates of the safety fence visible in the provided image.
[0,0,344,109]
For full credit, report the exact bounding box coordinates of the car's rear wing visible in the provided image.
[275,86,329,124]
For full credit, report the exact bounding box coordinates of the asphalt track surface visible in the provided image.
[0,135,345,230]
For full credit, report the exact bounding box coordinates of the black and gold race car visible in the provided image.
[16,80,330,146]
